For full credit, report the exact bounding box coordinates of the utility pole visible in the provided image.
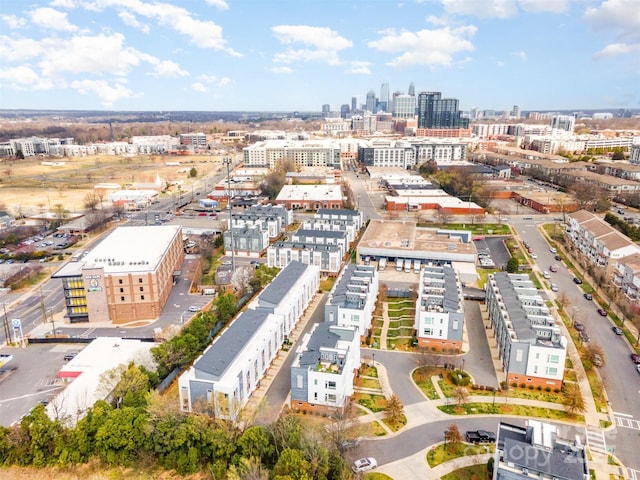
[39,285,47,326]
[2,302,11,344]
[49,308,56,338]
[223,156,236,273]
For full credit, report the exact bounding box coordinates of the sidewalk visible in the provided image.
[379,302,389,350]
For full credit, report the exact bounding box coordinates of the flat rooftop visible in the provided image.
[359,220,475,255]
[276,184,342,201]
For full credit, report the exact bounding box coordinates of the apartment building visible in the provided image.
[300,218,359,244]
[494,420,588,480]
[242,139,342,169]
[414,265,464,351]
[315,208,364,231]
[485,272,567,388]
[178,261,320,419]
[275,184,344,210]
[223,224,269,258]
[613,252,640,304]
[52,225,184,323]
[290,323,360,413]
[568,210,640,273]
[325,264,378,337]
[267,241,344,275]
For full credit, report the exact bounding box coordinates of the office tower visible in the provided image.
[408,82,415,97]
[379,82,390,113]
[551,115,575,132]
[365,90,376,113]
[417,91,466,129]
[351,96,357,111]
[340,104,350,119]
[322,104,330,117]
[393,95,417,119]
[511,105,520,119]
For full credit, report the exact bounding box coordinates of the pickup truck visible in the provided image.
[465,430,496,444]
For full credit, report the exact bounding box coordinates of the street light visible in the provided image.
[372,352,375,367]
[223,156,235,273]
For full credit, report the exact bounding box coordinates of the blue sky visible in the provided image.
[1,0,638,113]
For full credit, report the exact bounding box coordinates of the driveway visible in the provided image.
[462,301,499,389]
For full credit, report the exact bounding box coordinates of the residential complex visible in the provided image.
[494,420,589,480]
[485,272,567,388]
[275,184,344,210]
[52,225,184,323]
[414,265,464,351]
[178,261,320,419]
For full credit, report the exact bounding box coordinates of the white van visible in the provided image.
[404,260,412,273]
[413,259,421,273]
[396,258,403,271]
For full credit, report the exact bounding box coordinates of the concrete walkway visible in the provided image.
[379,302,390,350]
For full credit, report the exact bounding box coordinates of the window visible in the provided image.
[140,295,145,300]
[120,296,125,301]
[516,349,523,362]
[325,381,336,390]
[118,279,123,284]
[119,288,124,293]
[546,367,558,376]
[423,328,433,335]
[548,355,559,364]
[325,394,336,403]
[296,375,303,389]
[138,278,143,283]
[139,286,144,292]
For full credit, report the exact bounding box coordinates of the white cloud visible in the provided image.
[271,66,292,74]
[217,77,231,87]
[148,59,188,78]
[1,14,26,29]
[118,11,150,33]
[368,25,476,68]
[272,25,352,65]
[348,61,371,74]
[80,0,241,55]
[0,36,46,62]
[205,0,229,10]
[70,79,135,106]
[191,82,208,92]
[518,0,572,14]
[585,0,640,40]
[0,65,55,90]
[29,7,78,31]
[49,0,76,7]
[197,74,232,86]
[441,0,518,19]
[512,50,527,61]
[594,42,640,59]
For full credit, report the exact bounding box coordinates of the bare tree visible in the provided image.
[232,266,256,297]
[83,192,99,211]
[583,343,605,368]
[453,386,470,406]
[444,423,463,452]
[385,394,405,426]
[561,383,585,415]
[435,207,453,225]
[556,291,571,312]
[415,347,440,368]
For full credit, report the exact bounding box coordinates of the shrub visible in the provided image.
[471,384,478,390]
[510,382,518,388]
[449,370,471,387]
[528,385,535,390]
[537,386,542,391]
[554,388,561,394]
[520,383,527,389]
[545,387,551,392]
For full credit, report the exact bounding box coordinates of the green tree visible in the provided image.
[273,448,311,480]
[189,167,198,178]
[506,256,520,273]
[238,425,275,465]
[216,292,237,323]
[95,407,149,466]
[444,423,463,453]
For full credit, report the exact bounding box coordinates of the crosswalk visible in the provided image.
[585,426,607,455]
[629,468,640,480]
[614,415,640,430]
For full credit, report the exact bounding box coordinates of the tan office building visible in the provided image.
[54,225,184,324]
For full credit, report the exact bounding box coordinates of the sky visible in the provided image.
[0,0,639,113]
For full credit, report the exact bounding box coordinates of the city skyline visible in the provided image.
[0,0,638,112]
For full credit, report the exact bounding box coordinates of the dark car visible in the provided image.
[583,293,593,300]
[597,308,607,317]
[580,330,591,342]
[612,327,623,335]
[573,321,585,331]
[555,254,562,261]
[631,353,640,364]
[573,277,583,284]
[465,430,496,444]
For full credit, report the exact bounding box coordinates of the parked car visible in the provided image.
[593,354,603,367]
[584,293,593,300]
[352,457,377,473]
[339,439,360,452]
[530,253,538,259]
[555,254,562,261]
[542,271,550,279]
[637,364,640,374]
[549,247,557,254]
[549,264,558,272]
[597,308,607,317]
[63,353,77,361]
[550,283,559,292]
[188,305,201,312]
[573,321,585,331]
[631,353,640,364]
[573,277,583,284]
[580,330,591,342]
[465,430,496,444]
[612,326,623,335]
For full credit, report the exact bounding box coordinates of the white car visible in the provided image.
[550,283,559,292]
[542,271,550,279]
[530,253,537,259]
[352,457,377,473]
[188,305,201,312]
[549,247,557,254]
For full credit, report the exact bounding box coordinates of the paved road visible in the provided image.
[463,300,499,389]
[510,216,640,471]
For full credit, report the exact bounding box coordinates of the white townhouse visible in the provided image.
[414,265,464,352]
[178,261,320,419]
[290,323,360,413]
[613,252,640,305]
[568,210,640,273]
[486,273,567,388]
[324,264,378,338]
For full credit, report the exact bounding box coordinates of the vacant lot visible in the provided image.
[0,154,226,214]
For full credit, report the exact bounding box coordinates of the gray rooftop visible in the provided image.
[294,229,347,239]
[442,266,461,312]
[499,423,588,480]
[317,208,360,217]
[494,272,537,343]
[257,260,309,309]
[328,264,376,310]
[194,308,271,380]
[298,323,355,370]
[272,241,342,252]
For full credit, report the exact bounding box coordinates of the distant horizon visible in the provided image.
[1,1,638,111]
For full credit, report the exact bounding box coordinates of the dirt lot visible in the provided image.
[0,154,227,214]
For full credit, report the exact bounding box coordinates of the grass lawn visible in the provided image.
[356,377,382,390]
[319,276,336,292]
[371,420,387,436]
[363,473,393,480]
[354,392,387,412]
[381,414,407,432]
[360,365,378,378]
[438,403,584,423]
[440,464,490,480]
[387,337,413,350]
[412,366,441,400]
[470,386,564,404]
[427,442,495,468]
